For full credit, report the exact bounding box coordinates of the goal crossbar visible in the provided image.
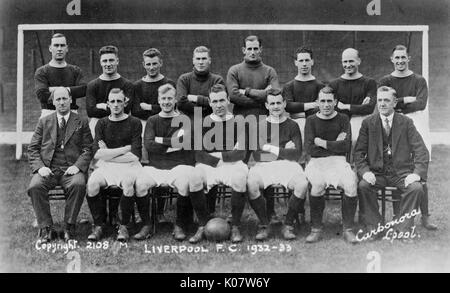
[15,23,429,159]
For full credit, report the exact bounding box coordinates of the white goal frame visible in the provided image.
[14,23,430,160]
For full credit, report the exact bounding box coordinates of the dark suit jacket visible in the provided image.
[28,112,93,174]
[354,112,429,180]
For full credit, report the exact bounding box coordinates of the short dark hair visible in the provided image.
[318,86,336,99]
[266,88,285,101]
[295,46,313,59]
[391,44,408,55]
[193,46,210,57]
[51,33,66,40]
[243,35,262,47]
[209,84,227,94]
[108,88,125,100]
[143,48,162,60]
[158,83,176,97]
[99,45,119,57]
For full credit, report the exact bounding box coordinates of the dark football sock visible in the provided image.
[285,196,305,226]
[264,187,276,218]
[190,190,209,226]
[309,196,325,229]
[231,191,246,226]
[135,195,150,225]
[176,195,191,228]
[207,186,218,216]
[249,196,269,226]
[342,195,357,230]
[87,193,107,226]
[119,196,134,226]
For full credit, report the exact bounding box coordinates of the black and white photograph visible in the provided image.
[0,0,449,277]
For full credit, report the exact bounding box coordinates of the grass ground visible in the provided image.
[1,144,449,273]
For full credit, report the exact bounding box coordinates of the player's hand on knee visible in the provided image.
[362,171,376,185]
[38,167,53,178]
[404,173,420,188]
[64,166,80,176]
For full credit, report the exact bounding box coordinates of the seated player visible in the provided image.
[247,88,308,241]
[27,87,93,242]
[189,84,248,243]
[132,48,175,223]
[355,86,429,243]
[304,86,358,244]
[135,83,200,241]
[86,88,143,242]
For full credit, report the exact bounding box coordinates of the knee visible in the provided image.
[135,176,153,197]
[230,173,247,192]
[358,179,372,191]
[293,180,308,198]
[342,180,357,197]
[310,183,325,197]
[87,180,100,197]
[407,182,424,196]
[188,170,204,191]
[175,178,190,196]
[87,174,103,197]
[66,174,86,190]
[28,182,44,196]
[121,179,136,197]
[247,176,261,200]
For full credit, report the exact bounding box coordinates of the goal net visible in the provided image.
[14,24,429,159]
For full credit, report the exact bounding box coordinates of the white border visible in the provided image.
[13,23,433,159]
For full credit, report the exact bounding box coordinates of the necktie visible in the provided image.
[384,117,391,136]
[60,118,66,130]
[59,118,66,149]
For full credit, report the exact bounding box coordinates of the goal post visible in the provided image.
[15,23,429,160]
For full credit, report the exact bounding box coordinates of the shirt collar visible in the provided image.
[294,75,316,82]
[57,112,70,123]
[380,112,394,124]
[49,60,67,68]
[209,113,233,122]
[99,73,121,81]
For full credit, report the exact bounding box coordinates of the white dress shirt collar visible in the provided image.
[379,112,394,125]
[57,112,70,125]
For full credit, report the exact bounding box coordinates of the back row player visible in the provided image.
[34,33,436,230]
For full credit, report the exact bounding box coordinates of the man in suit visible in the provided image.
[355,86,429,243]
[28,87,93,243]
